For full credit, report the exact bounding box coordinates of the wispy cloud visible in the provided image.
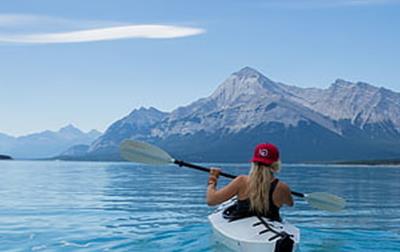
[0,14,205,44]
[0,25,205,44]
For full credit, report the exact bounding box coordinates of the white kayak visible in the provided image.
[208,199,300,252]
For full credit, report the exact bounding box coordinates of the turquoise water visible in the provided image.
[0,161,399,251]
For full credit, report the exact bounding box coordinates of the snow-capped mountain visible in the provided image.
[66,67,400,162]
[0,125,101,159]
[280,79,400,132]
[151,67,339,138]
[80,107,168,159]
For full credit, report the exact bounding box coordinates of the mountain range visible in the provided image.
[59,67,400,163]
[0,125,101,159]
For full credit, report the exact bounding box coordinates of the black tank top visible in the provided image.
[235,178,281,222]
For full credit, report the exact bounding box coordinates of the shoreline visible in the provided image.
[5,158,400,167]
[306,159,400,166]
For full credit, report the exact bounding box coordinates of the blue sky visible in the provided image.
[1,0,399,136]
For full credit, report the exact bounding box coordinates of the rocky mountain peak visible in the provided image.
[331,79,378,92]
[125,107,167,126]
[129,106,165,116]
[233,66,277,88]
[58,124,83,135]
[234,66,263,78]
[332,78,352,87]
[210,66,283,107]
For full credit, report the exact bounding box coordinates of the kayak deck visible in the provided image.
[208,199,300,252]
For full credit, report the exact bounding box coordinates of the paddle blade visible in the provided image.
[120,140,173,165]
[305,192,346,212]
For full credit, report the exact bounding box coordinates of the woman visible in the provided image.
[206,143,293,221]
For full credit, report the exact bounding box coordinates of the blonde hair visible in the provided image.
[248,161,281,215]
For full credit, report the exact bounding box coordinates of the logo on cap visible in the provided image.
[259,149,269,157]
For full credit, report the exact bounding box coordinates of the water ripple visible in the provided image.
[0,161,399,251]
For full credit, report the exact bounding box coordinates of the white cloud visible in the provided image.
[0,14,205,44]
[0,25,205,44]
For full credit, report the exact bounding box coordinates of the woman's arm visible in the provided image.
[276,182,294,207]
[207,172,245,206]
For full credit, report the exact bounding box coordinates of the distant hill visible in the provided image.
[0,125,101,159]
[333,159,400,166]
[61,67,400,163]
[0,154,12,160]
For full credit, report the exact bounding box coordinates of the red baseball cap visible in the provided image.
[250,143,280,165]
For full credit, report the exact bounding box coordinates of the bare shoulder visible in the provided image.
[230,175,248,189]
[236,175,249,184]
[221,175,248,192]
[277,181,291,193]
[276,180,294,206]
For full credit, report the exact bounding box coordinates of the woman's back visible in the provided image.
[235,176,292,221]
[237,175,293,208]
[206,143,293,221]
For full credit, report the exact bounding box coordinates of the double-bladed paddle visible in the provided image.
[120,140,346,212]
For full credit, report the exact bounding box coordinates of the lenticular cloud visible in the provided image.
[0,15,205,44]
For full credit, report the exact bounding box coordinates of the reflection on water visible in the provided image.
[0,161,399,251]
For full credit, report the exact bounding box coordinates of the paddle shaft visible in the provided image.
[173,159,305,198]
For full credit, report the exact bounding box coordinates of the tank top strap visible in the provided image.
[269,178,279,196]
[267,178,281,222]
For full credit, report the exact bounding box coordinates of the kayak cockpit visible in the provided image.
[208,199,300,252]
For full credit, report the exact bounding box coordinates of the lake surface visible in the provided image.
[0,160,399,251]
